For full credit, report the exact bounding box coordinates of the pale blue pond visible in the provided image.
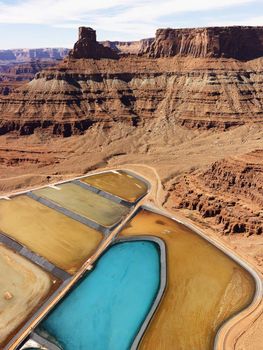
[38,241,160,350]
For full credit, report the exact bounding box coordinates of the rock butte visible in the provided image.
[0,26,263,136]
[69,27,119,60]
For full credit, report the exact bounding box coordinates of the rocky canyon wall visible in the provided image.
[146,26,263,60]
[166,150,263,236]
[69,27,118,59]
[0,60,60,96]
[0,55,262,136]
[0,26,262,136]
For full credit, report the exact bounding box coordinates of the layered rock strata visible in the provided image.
[0,26,262,136]
[146,26,263,60]
[166,151,263,236]
[0,60,59,95]
[69,27,118,59]
[0,55,262,136]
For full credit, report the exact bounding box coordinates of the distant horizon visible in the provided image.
[0,0,262,49]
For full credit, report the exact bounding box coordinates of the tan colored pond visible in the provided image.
[0,196,103,274]
[0,244,57,348]
[120,209,255,350]
[81,170,148,203]
[34,183,129,227]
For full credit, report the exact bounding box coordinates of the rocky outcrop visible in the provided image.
[101,38,154,55]
[166,151,263,236]
[147,26,263,60]
[3,26,263,61]
[202,151,263,209]
[2,60,58,78]
[0,60,59,96]
[0,48,69,62]
[0,55,262,135]
[0,26,262,136]
[69,27,118,59]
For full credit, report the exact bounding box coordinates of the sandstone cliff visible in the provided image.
[0,55,262,136]
[0,26,262,136]
[0,60,59,96]
[166,150,263,236]
[69,27,118,59]
[146,26,263,60]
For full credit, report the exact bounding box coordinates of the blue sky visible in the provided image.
[0,0,262,49]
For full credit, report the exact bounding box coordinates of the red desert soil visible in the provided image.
[0,26,262,350]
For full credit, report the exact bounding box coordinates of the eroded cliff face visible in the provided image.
[0,60,60,96]
[0,55,262,136]
[146,26,263,60]
[69,27,118,59]
[0,26,262,136]
[166,150,263,236]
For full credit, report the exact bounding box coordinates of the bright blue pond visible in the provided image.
[39,241,160,350]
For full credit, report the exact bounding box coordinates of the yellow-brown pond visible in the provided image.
[0,196,103,274]
[120,209,256,350]
[0,243,57,348]
[34,183,129,227]
[81,170,148,203]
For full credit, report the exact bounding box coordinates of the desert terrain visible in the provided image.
[0,26,262,349]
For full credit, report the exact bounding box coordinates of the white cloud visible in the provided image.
[0,0,256,24]
[0,0,260,40]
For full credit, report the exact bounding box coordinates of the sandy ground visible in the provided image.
[0,244,53,347]
[235,300,263,350]
[1,122,263,195]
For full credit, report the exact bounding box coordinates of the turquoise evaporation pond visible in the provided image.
[39,241,161,350]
